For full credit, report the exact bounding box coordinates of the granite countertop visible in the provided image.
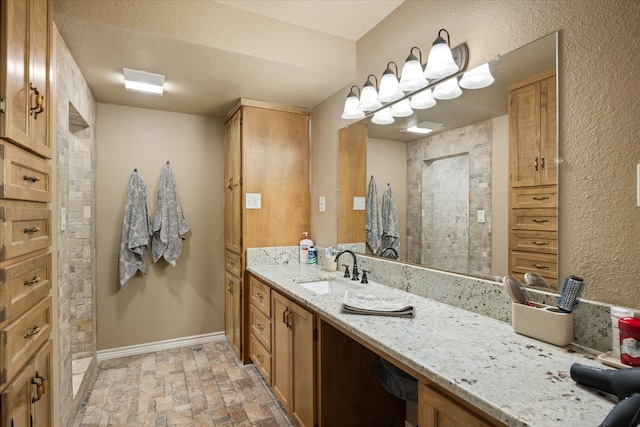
[246,262,616,427]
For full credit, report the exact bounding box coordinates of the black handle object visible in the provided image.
[570,364,640,399]
[600,393,640,427]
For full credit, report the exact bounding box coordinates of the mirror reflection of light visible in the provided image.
[406,125,433,134]
[459,63,495,89]
[432,77,462,100]
[390,99,413,117]
[371,107,394,125]
[409,88,437,110]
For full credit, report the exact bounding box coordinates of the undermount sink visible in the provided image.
[298,280,360,295]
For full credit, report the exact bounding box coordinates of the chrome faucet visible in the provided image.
[335,249,359,281]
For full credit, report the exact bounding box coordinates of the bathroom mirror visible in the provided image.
[338,32,558,283]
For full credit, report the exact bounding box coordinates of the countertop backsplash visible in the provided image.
[246,246,622,353]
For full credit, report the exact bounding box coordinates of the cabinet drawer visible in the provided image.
[510,251,558,285]
[0,295,51,386]
[250,334,271,385]
[0,143,51,202]
[0,252,51,328]
[250,304,271,351]
[250,276,270,317]
[0,203,51,260]
[509,230,557,255]
[510,186,556,209]
[225,251,242,278]
[510,208,557,231]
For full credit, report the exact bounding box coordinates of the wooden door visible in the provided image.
[509,83,540,187]
[224,271,241,357]
[271,292,292,411]
[539,75,557,186]
[224,111,242,254]
[290,300,315,427]
[32,340,52,427]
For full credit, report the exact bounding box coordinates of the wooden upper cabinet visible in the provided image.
[0,0,52,159]
[508,71,556,187]
[224,111,242,255]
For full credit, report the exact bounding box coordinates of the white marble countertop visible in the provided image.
[246,262,616,427]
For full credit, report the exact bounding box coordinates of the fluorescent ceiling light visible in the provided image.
[123,68,165,96]
[405,121,442,134]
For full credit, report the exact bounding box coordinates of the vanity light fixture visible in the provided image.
[123,68,165,96]
[459,63,495,89]
[398,47,429,92]
[432,77,462,100]
[378,62,404,103]
[390,99,413,117]
[358,74,383,111]
[371,107,394,125]
[341,85,365,119]
[409,88,437,110]
[424,29,459,79]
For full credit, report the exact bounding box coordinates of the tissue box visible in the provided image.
[512,302,573,346]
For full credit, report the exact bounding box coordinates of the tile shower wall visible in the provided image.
[56,26,98,427]
[407,120,492,277]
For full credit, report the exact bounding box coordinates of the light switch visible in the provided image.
[246,193,261,209]
[319,196,326,212]
[477,210,486,223]
[353,196,365,211]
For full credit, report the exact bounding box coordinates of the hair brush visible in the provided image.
[524,273,550,288]
[502,276,530,305]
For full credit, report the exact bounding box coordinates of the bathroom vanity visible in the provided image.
[245,250,615,427]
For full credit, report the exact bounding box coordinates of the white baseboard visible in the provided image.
[97,331,226,362]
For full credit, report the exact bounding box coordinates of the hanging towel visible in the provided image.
[366,176,382,254]
[152,163,190,266]
[119,170,152,288]
[382,184,400,255]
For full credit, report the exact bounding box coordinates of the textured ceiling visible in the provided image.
[53,0,403,118]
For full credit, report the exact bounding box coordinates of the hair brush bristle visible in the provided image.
[524,273,550,288]
[502,276,530,305]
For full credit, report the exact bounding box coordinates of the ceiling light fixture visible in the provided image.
[341,85,365,119]
[424,29,459,79]
[377,62,404,103]
[123,68,165,96]
[409,88,437,110]
[398,47,429,92]
[390,99,413,118]
[459,63,495,89]
[358,75,383,111]
[371,107,394,125]
[433,77,462,100]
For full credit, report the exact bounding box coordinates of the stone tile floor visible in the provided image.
[73,341,294,426]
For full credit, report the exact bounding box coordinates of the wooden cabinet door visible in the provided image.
[271,291,292,410]
[223,111,242,254]
[0,358,32,427]
[539,75,557,186]
[0,0,51,158]
[31,340,52,427]
[224,271,241,358]
[509,83,540,187]
[290,300,315,427]
[420,385,495,427]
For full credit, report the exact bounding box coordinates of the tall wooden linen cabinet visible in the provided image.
[508,70,558,288]
[224,99,310,361]
[0,0,54,425]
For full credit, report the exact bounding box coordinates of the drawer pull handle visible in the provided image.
[24,276,41,286]
[532,219,549,223]
[24,227,41,234]
[534,156,539,171]
[32,373,46,403]
[256,323,264,331]
[256,354,264,363]
[229,260,235,266]
[533,264,550,269]
[532,241,549,246]
[532,196,549,201]
[256,292,263,300]
[24,325,41,338]
[30,84,45,119]
[23,175,40,183]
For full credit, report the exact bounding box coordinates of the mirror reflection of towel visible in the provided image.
[119,171,152,288]
[382,184,400,254]
[152,163,190,266]
[366,176,382,253]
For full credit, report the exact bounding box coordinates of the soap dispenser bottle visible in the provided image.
[300,232,313,264]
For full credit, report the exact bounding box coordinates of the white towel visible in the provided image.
[152,163,190,266]
[366,176,382,254]
[382,184,400,254]
[119,171,152,288]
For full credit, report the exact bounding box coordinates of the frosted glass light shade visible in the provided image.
[459,63,495,89]
[433,78,462,100]
[390,99,413,117]
[358,83,382,111]
[409,89,436,110]
[378,72,404,103]
[424,42,458,79]
[341,94,364,119]
[371,107,394,125]
[398,53,428,92]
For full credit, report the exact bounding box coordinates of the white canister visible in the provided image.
[323,254,337,272]
[611,306,635,359]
